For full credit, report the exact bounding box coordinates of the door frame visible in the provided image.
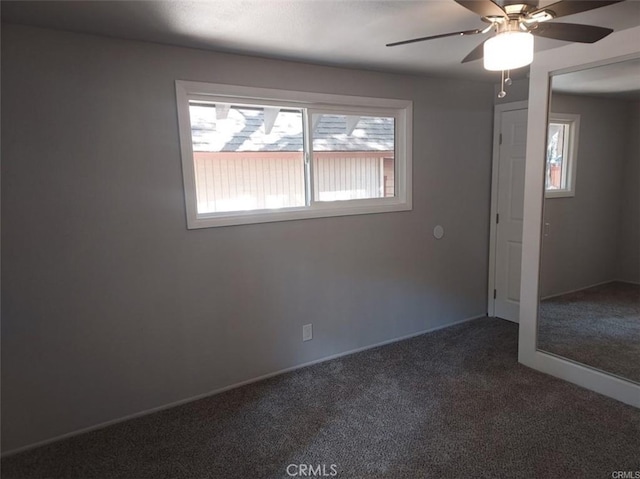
[488,100,529,319]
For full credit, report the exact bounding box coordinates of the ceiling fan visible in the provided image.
[387,0,624,97]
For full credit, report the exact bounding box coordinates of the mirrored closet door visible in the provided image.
[536,58,640,384]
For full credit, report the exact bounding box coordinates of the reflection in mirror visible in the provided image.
[537,58,640,384]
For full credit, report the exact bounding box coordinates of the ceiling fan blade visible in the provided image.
[530,1,624,19]
[454,0,506,18]
[532,22,614,43]
[461,41,487,63]
[386,29,482,47]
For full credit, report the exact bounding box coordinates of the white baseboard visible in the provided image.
[2,313,485,457]
[541,279,621,301]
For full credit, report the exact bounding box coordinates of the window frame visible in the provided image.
[545,113,580,199]
[175,80,412,229]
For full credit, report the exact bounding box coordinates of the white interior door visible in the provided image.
[493,107,528,322]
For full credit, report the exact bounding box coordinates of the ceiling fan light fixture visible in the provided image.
[483,31,534,71]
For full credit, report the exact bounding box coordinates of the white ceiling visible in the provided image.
[2,0,640,82]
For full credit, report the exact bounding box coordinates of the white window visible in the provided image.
[546,113,580,198]
[176,81,412,228]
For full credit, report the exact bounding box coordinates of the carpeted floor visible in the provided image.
[538,281,640,384]
[2,317,639,479]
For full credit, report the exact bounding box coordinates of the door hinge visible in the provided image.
[493,289,497,299]
[499,133,503,145]
[496,213,500,224]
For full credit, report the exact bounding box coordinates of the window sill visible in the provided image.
[545,190,575,199]
[187,200,412,229]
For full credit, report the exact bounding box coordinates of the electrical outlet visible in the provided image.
[302,324,313,342]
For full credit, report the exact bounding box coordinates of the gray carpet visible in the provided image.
[2,317,639,479]
[538,281,640,384]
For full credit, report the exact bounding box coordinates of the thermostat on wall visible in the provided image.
[433,225,444,240]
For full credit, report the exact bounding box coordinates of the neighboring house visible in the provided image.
[190,104,395,213]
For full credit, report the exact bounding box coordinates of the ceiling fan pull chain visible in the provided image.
[505,69,513,86]
[498,70,507,98]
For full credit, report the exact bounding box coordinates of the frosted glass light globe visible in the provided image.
[484,32,534,71]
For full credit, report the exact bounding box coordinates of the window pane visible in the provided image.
[311,114,395,202]
[546,123,568,191]
[189,102,305,214]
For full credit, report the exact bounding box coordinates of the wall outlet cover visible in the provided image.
[302,324,313,341]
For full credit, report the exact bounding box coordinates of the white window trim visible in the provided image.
[175,80,412,229]
[545,113,580,199]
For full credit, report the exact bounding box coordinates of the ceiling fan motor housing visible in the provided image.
[498,0,540,14]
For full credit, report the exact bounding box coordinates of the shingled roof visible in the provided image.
[190,104,394,152]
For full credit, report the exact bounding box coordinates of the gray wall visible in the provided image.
[617,101,640,283]
[540,93,638,297]
[494,77,530,105]
[1,25,494,452]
